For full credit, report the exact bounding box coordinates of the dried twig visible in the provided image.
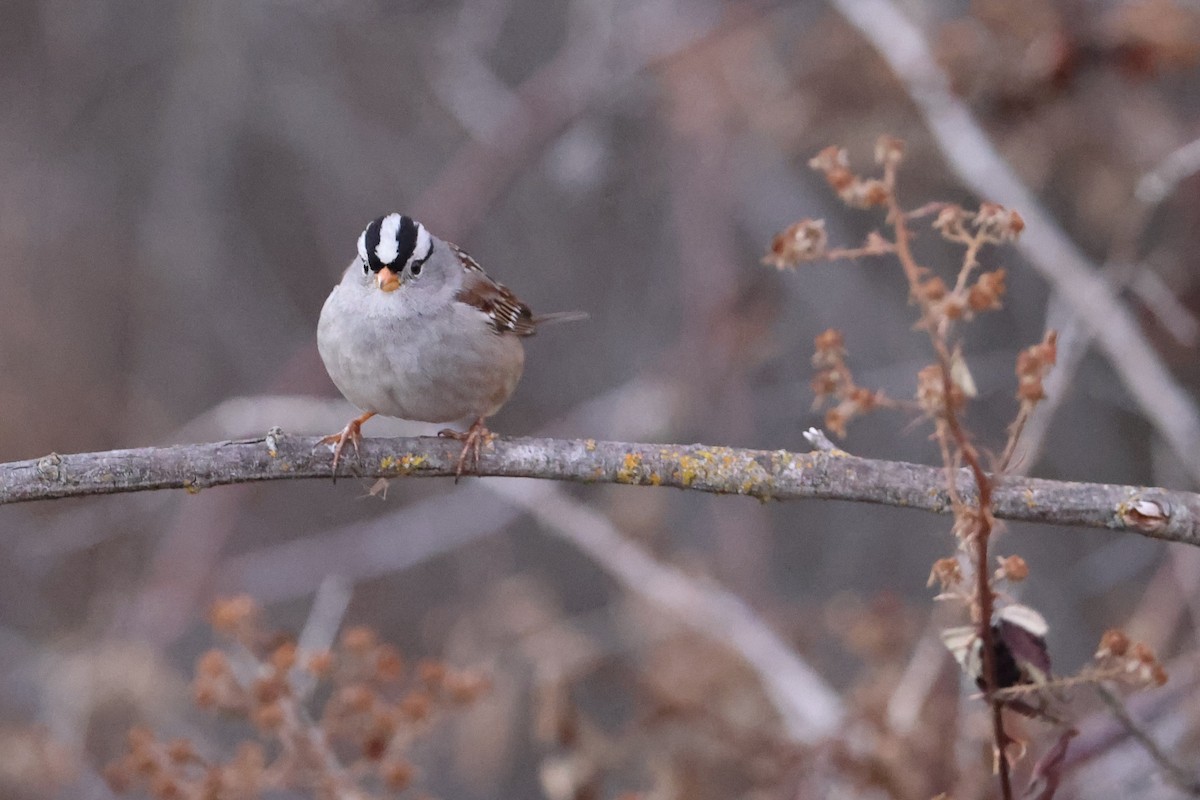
[4,435,1199,546]
[1094,685,1200,796]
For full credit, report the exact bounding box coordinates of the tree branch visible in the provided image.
[3,434,1199,547]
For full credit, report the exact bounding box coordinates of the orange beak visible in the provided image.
[376,266,401,293]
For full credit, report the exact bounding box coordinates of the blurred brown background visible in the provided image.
[1,0,1199,798]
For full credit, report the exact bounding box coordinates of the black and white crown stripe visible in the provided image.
[357,213,433,275]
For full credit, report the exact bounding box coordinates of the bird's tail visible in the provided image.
[532,310,589,327]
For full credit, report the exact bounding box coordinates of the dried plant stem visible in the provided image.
[886,195,1012,799]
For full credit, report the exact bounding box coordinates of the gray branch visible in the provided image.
[3,434,1199,547]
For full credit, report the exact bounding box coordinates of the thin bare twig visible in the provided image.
[4,435,1200,546]
[1094,685,1200,795]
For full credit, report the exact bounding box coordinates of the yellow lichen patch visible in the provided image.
[381,454,428,474]
[584,439,597,452]
[398,454,427,472]
[676,455,703,487]
[617,452,644,484]
[183,480,201,495]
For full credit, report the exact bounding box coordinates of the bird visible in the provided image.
[317,213,583,479]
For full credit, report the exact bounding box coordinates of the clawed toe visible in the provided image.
[439,417,493,482]
[320,411,376,480]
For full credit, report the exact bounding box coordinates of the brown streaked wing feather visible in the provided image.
[451,244,537,336]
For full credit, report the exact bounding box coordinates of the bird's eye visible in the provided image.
[361,259,370,276]
[410,261,423,277]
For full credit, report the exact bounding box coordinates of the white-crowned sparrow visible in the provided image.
[317,213,582,478]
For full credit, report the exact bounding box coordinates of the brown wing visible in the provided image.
[451,244,537,336]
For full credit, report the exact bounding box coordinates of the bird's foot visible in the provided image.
[438,417,494,483]
[319,411,377,480]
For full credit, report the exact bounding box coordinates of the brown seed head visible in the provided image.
[340,626,377,654]
[996,554,1029,582]
[763,219,828,269]
[1097,628,1130,659]
[209,595,258,638]
[874,135,906,168]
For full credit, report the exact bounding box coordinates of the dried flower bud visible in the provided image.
[919,276,948,302]
[874,135,905,167]
[808,145,849,173]
[812,328,846,366]
[104,762,133,793]
[234,741,265,769]
[842,178,891,208]
[400,691,432,722]
[253,675,287,706]
[193,683,217,709]
[933,204,969,239]
[824,408,848,438]
[1016,331,1058,403]
[128,727,156,755]
[1151,664,1169,687]
[362,730,390,761]
[763,219,828,269]
[382,760,415,791]
[811,371,840,398]
[1017,376,1046,403]
[270,641,297,672]
[307,650,334,677]
[809,146,857,197]
[418,660,448,691]
[863,230,892,254]
[1096,629,1130,659]
[927,557,963,591]
[916,364,964,415]
[848,386,878,409]
[209,595,258,638]
[337,683,376,715]
[166,739,194,765]
[197,650,229,679]
[974,202,1025,242]
[968,269,1007,312]
[996,554,1029,582]
[940,295,966,320]
[445,670,491,704]
[341,626,377,654]
[252,702,284,731]
[375,645,405,682]
[1131,642,1156,665]
[150,773,183,800]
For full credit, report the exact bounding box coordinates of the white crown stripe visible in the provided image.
[357,230,368,263]
[375,213,403,265]
[413,223,432,263]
